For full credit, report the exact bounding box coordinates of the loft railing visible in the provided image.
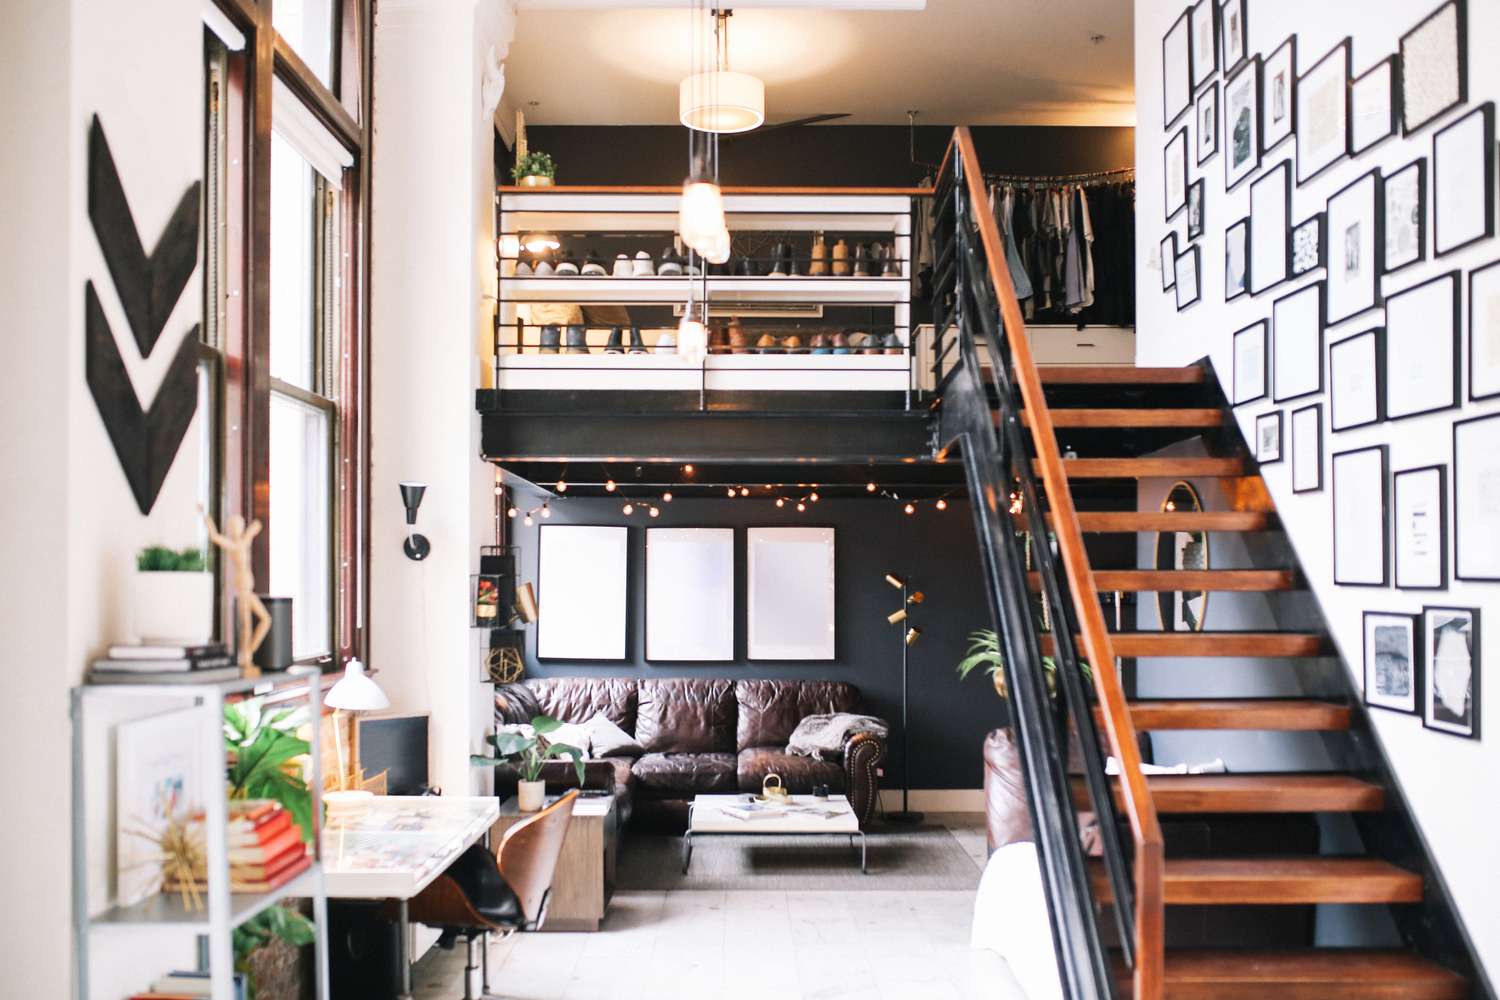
[929,128,1164,1000]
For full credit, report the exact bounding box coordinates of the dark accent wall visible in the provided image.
[510,124,1134,187]
[509,495,1006,790]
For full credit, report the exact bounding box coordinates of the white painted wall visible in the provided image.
[1135,0,1500,975]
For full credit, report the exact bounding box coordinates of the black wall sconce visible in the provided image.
[401,481,430,560]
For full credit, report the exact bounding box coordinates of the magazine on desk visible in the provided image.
[718,798,846,822]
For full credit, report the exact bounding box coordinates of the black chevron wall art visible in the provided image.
[84,114,202,514]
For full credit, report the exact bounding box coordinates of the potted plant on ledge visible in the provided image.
[132,545,214,645]
[512,150,556,188]
[472,715,585,811]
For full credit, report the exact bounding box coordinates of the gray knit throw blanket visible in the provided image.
[786,713,889,758]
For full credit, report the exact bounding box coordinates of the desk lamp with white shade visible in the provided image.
[324,658,389,814]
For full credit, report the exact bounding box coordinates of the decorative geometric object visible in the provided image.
[1401,0,1467,135]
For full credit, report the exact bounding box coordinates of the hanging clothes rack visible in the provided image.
[983,166,1135,187]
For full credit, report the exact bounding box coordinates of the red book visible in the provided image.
[227,800,279,827]
[230,840,307,880]
[231,853,311,893]
[227,825,300,866]
[227,809,292,848]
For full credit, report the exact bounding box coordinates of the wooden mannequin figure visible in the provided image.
[202,509,271,677]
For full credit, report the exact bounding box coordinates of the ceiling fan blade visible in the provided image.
[728,113,852,138]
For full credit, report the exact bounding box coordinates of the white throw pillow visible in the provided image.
[543,721,592,759]
[972,842,1064,1000]
[584,711,643,758]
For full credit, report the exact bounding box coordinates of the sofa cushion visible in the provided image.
[630,752,737,795]
[525,677,638,732]
[635,678,736,754]
[494,683,542,726]
[734,680,861,751]
[585,711,643,758]
[736,748,845,794]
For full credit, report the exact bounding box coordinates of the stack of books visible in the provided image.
[167,801,312,895]
[87,643,239,685]
[130,970,244,999]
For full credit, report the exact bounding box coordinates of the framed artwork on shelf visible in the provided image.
[1291,403,1323,493]
[1190,0,1219,91]
[1422,605,1479,740]
[1197,83,1220,163]
[1325,169,1384,325]
[1175,244,1202,310]
[746,526,836,660]
[1432,102,1495,257]
[1261,35,1297,154]
[1394,464,1447,590]
[1329,327,1384,432]
[1219,0,1249,75]
[1469,259,1500,400]
[537,524,629,660]
[1332,444,1389,587]
[1383,158,1427,275]
[1291,213,1326,276]
[1224,56,1261,190]
[1187,179,1206,240]
[1232,320,1268,405]
[645,527,734,662]
[1363,612,1421,715]
[1296,38,1351,186]
[1254,410,1283,463]
[1401,0,1467,135]
[116,706,208,908]
[1272,281,1324,402]
[1165,126,1189,220]
[1249,160,1290,294]
[1351,56,1400,155]
[1225,216,1250,300]
[1160,232,1179,290]
[1163,7,1193,128]
[1385,270,1459,421]
[1454,412,1500,581]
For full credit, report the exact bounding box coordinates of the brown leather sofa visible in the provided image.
[494,677,886,828]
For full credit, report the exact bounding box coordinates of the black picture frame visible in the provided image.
[1248,159,1290,294]
[1219,0,1249,76]
[1165,125,1190,221]
[1350,55,1401,155]
[1163,6,1194,128]
[1160,231,1179,291]
[1324,168,1385,326]
[1224,56,1262,191]
[1469,259,1500,401]
[1290,402,1323,493]
[1363,611,1423,716]
[1384,270,1460,422]
[1382,158,1427,276]
[1394,463,1448,590]
[1329,327,1385,432]
[1296,38,1352,187]
[1175,244,1202,311]
[1291,212,1326,276]
[1254,410,1283,464]
[1225,216,1250,300]
[1332,443,1390,587]
[1197,82,1220,164]
[1272,281,1325,403]
[1187,178,1206,240]
[1401,0,1468,136]
[1454,411,1500,582]
[1261,34,1297,155]
[1421,604,1480,740]
[1190,0,1219,93]
[1432,102,1495,258]
[1232,319,1268,405]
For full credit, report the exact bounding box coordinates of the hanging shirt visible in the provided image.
[993,185,1034,302]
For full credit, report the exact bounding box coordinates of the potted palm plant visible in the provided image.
[471,715,585,812]
[956,628,1091,702]
[133,545,214,645]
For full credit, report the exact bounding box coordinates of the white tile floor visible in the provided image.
[410,815,1030,1000]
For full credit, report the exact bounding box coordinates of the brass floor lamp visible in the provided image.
[884,573,925,825]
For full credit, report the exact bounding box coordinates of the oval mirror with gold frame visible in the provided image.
[1155,480,1209,631]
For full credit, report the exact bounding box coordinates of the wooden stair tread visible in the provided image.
[1091,856,1423,905]
[1027,569,1296,592]
[1036,457,1247,478]
[1102,699,1352,731]
[1034,365,1206,385]
[1129,950,1467,999]
[1041,632,1330,657]
[1074,773,1385,814]
[1065,510,1274,532]
[1020,408,1225,428]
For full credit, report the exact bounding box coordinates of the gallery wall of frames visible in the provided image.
[1135,0,1499,970]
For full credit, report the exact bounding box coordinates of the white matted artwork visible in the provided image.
[1249,161,1289,293]
[1325,170,1383,324]
[1262,36,1297,154]
[1395,464,1447,589]
[1384,159,1427,274]
[1296,40,1350,185]
[1433,102,1495,257]
[646,528,734,662]
[747,527,836,660]
[1174,245,1201,310]
[1470,260,1500,400]
[1163,8,1192,128]
[1329,328,1383,432]
[1385,270,1459,421]
[1272,282,1323,402]
[1232,320,1267,405]
[1350,56,1399,154]
[1291,403,1323,493]
[1224,57,1261,189]
[116,706,207,907]
[1332,445,1388,586]
[537,525,629,660]
[1454,412,1500,581]
[1190,0,1218,91]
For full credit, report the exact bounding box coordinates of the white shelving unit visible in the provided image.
[71,668,330,1000]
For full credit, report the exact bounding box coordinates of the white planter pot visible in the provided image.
[517,779,546,812]
[132,571,215,645]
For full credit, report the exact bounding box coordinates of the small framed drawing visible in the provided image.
[645,527,734,662]
[1225,217,1250,300]
[1223,56,1261,190]
[1272,281,1324,402]
[1190,0,1218,92]
[1432,102,1495,257]
[1383,158,1427,275]
[1296,39,1351,186]
[1291,213,1325,276]
[747,526,836,660]
[1232,319,1267,405]
[1175,245,1202,310]
[1249,160,1290,294]
[1163,7,1193,128]
[1187,179,1206,240]
[1351,56,1400,155]
[1290,403,1323,493]
[1329,327,1384,432]
[1325,169,1384,325]
[1165,126,1189,220]
[537,524,629,660]
[1385,270,1459,421]
[1197,83,1220,163]
[1469,259,1500,400]
[1422,605,1479,740]
[1219,0,1248,76]
[1401,0,1467,136]
[1454,411,1500,581]
[1254,410,1282,463]
[1332,444,1389,587]
[1261,35,1296,154]
[1363,612,1421,715]
[1394,464,1447,590]
[1160,232,1179,291]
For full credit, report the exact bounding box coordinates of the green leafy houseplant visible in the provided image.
[137,545,207,572]
[511,150,555,183]
[234,904,316,1000]
[471,714,585,784]
[224,701,314,842]
[956,628,1091,700]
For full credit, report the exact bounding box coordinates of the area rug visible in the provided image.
[617,825,982,891]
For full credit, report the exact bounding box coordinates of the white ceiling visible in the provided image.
[503,0,1136,128]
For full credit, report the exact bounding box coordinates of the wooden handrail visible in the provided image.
[951,127,1164,1000]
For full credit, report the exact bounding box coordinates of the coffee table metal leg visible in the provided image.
[856,831,867,874]
[681,831,693,874]
[397,897,413,999]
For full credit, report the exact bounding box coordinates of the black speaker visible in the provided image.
[253,595,293,671]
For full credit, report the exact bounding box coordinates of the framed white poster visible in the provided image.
[1383,158,1427,275]
[1175,245,1201,310]
[1325,170,1383,324]
[537,524,629,660]
[1165,127,1189,220]
[1329,327,1383,432]
[117,706,208,907]
[1190,0,1218,91]
[1423,605,1479,739]
[1332,444,1389,587]
[1262,35,1297,154]
[1469,259,1500,400]
[1224,56,1261,190]
[1401,0,1467,135]
[1225,216,1249,300]
[1296,39,1350,186]
[1272,281,1323,402]
[1395,464,1447,589]
[1385,270,1459,421]
[1163,7,1192,128]
[1363,612,1421,715]
[1291,403,1323,493]
[646,528,733,662]
[1432,102,1495,257]
[1249,160,1289,294]
[747,526,836,661]
[1454,412,1500,581]
[1350,56,1399,154]
[1232,320,1267,405]
[1160,232,1179,291]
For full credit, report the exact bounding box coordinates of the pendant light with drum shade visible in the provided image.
[678,10,764,134]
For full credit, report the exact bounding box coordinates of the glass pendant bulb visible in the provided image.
[677,315,708,365]
[679,179,727,255]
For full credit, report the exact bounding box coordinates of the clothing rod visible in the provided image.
[984,167,1135,185]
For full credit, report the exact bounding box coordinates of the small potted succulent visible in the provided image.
[512,150,556,188]
[133,545,214,645]
[472,714,585,812]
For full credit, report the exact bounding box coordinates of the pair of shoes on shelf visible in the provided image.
[727,318,752,354]
[830,238,851,276]
[537,325,592,354]
[581,252,607,277]
[659,246,686,276]
[766,242,796,277]
[609,252,657,277]
[603,325,648,354]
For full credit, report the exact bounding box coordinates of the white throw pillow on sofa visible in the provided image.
[585,711,643,757]
[544,721,592,759]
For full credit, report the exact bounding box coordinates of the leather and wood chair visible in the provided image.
[405,790,577,999]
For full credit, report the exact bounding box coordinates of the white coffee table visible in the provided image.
[683,793,867,874]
